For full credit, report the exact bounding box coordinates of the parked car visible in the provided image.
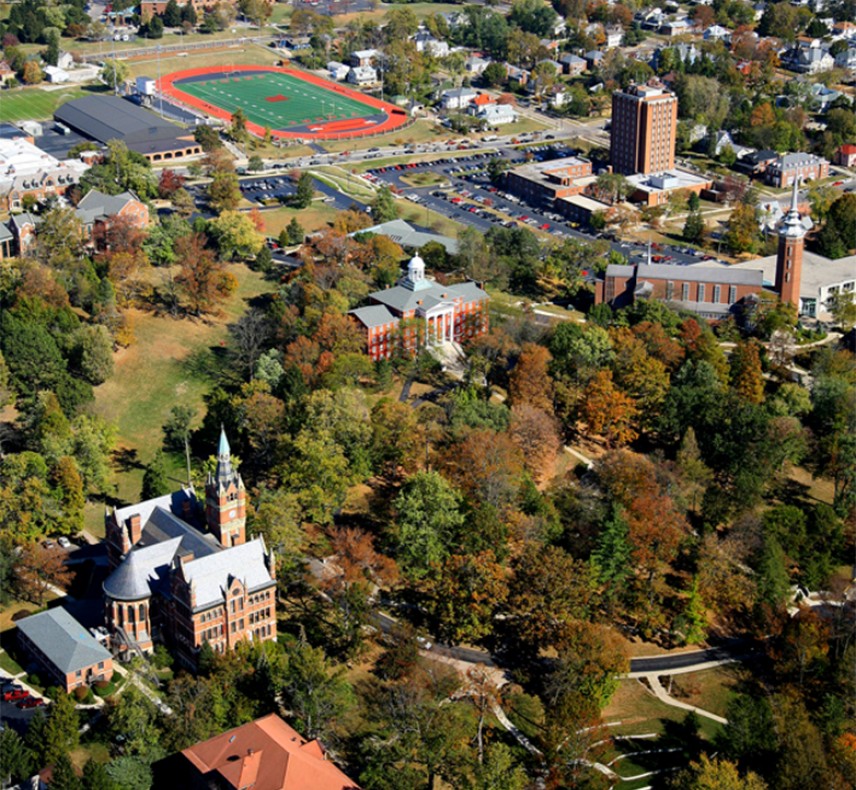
[18,697,45,709]
[3,689,29,702]
[58,536,72,549]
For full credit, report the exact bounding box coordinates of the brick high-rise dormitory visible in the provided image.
[609,81,678,176]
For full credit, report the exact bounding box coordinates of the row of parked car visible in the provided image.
[2,681,45,709]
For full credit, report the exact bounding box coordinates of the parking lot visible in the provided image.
[239,175,296,204]
[362,147,707,266]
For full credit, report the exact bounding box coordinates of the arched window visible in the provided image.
[139,604,146,622]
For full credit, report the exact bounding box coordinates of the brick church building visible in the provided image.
[595,179,806,317]
[103,430,277,668]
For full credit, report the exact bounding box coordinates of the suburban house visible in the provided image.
[350,49,379,67]
[465,56,490,76]
[560,53,587,76]
[477,103,517,126]
[605,25,624,48]
[102,430,277,668]
[440,87,478,110]
[155,713,361,790]
[349,254,489,362]
[347,66,378,86]
[16,608,113,694]
[413,29,449,57]
[834,143,856,167]
[327,61,350,81]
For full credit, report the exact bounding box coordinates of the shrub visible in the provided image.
[93,679,116,697]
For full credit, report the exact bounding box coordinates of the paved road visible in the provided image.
[629,644,750,674]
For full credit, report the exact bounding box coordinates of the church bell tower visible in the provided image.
[205,427,246,547]
[775,177,805,310]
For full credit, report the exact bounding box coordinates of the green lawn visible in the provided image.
[88,264,272,521]
[0,86,91,123]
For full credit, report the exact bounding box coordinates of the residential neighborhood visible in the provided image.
[0,0,854,787]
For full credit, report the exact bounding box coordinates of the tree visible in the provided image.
[725,202,762,255]
[508,343,553,411]
[44,692,80,765]
[293,171,314,209]
[0,728,33,787]
[482,61,506,87]
[157,168,185,199]
[105,757,153,790]
[208,210,265,260]
[590,503,632,593]
[141,450,171,500]
[163,0,182,26]
[683,209,705,243]
[580,370,638,446]
[827,291,856,331]
[509,403,560,483]
[14,542,71,604]
[100,58,129,91]
[239,0,272,27]
[50,753,82,790]
[593,172,630,204]
[371,185,399,223]
[284,217,304,246]
[393,471,465,579]
[816,193,856,259]
[174,233,238,315]
[673,754,767,790]
[730,340,765,404]
[22,60,43,84]
[82,760,118,790]
[72,325,114,386]
[162,404,195,454]
[207,171,242,213]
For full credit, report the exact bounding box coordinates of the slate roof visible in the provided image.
[113,488,196,533]
[608,261,764,286]
[350,219,459,254]
[103,536,183,601]
[182,538,274,610]
[76,189,138,224]
[17,607,111,674]
[349,304,397,329]
[54,95,196,156]
[0,222,12,243]
[136,506,222,560]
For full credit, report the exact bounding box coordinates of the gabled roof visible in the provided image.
[350,304,397,329]
[76,189,139,222]
[181,713,360,790]
[103,535,183,601]
[17,607,111,674]
[181,538,274,609]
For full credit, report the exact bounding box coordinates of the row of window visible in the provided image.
[249,590,272,606]
[249,608,271,624]
[664,281,738,304]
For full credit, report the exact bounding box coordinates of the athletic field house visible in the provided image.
[158,65,411,141]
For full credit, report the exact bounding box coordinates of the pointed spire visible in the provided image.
[780,176,806,239]
[645,239,652,266]
[218,425,230,460]
[789,174,800,214]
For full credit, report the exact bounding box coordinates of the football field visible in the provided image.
[175,70,377,130]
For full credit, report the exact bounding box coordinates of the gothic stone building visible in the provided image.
[103,430,276,668]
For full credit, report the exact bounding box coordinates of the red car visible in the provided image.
[17,697,44,709]
[3,689,29,702]
[540,223,550,230]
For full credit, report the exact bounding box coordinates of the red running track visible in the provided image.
[157,64,410,141]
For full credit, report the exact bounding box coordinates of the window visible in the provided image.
[728,286,736,304]
[697,284,705,302]
[681,283,689,301]
[98,661,104,669]
[666,281,674,300]
[76,670,82,678]
[713,285,721,303]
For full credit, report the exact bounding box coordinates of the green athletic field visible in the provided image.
[176,71,377,130]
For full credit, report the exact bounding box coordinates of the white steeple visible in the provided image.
[408,253,425,283]
[780,177,805,239]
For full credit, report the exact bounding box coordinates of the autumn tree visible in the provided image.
[730,340,765,404]
[509,403,561,483]
[14,542,71,604]
[508,342,553,412]
[174,233,237,315]
[580,370,638,446]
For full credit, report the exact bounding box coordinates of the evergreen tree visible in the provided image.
[0,728,34,786]
[756,536,790,611]
[44,692,80,765]
[591,503,632,592]
[285,217,304,245]
[682,209,705,243]
[24,708,47,765]
[50,754,82,790]
[82,760,117,790]
[162,0,181,26]
[141,450,171,500]
[197,640,216,676]
[371,185,399,223]
[293,172,314,209]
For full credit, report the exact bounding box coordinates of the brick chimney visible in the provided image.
[129,514,142,545]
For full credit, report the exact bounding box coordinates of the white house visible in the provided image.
[44,65,70,83]
[605,25,623,48]
[350,49,379,67]
[413,30,449,57]
[347,66,378,86]
[465,56,490,76]
[328,61,350,81]
[440,86,478,110]
[477,103,517,126]
[704,24,731,42]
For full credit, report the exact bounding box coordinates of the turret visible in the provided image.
[775,177,805,309]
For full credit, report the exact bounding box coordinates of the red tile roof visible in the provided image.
[181,714,360,790]
[472,93,495,106]
[840,144,856,155]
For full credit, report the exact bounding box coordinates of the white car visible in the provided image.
[58,536,72,549]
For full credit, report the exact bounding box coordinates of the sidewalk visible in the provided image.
[645,676,727,725]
